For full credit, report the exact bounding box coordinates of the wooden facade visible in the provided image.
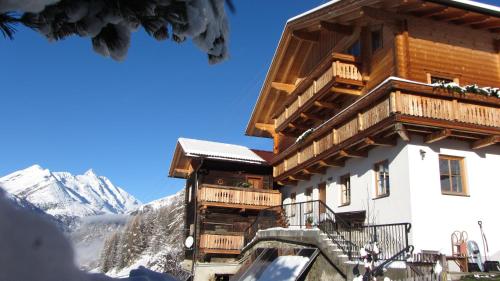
[168,140,277,261]
[246,0,500,185]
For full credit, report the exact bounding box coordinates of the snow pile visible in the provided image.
[0,0,229,62]
[256,256,310,281]
[0,165,141,219]
[432,82,500,98]
[0,188,179,281]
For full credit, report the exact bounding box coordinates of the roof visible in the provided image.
[168,138,271,179]
[245,0,500,138]
[287,0,500,23]
[178,138,268,164]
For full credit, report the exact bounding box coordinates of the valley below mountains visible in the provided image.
[0,165,184,274]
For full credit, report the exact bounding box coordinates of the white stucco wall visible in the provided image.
[282,139,413,226]
[406,136,500,260]
[280,136,500,260]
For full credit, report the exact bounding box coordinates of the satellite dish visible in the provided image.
[185,236,194,249]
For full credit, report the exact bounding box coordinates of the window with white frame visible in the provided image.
[374,160,390,197]
[340,174,351,206]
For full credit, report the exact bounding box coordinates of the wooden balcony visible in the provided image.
[274,79,500,181]
[199,233,244,255]
[198,184,282,210]
[274,53,364,136]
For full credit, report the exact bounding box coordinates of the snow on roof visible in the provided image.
[178,138,269,165]
[286,0,499,23]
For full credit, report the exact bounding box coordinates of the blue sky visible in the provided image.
[1,0,498,203]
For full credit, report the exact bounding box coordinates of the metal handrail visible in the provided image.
[244,200,411,261]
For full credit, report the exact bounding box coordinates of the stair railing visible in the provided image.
[244,200,411,261]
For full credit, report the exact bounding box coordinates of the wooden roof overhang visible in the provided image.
[246,0,500,138]
[272,78,500,184]
[169,142,195,179]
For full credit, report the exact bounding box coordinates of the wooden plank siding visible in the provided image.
[406,17,500,87]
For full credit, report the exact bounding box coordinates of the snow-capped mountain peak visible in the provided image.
[0,165,141,219]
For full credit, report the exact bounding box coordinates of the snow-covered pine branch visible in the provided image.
[0,0,230,63]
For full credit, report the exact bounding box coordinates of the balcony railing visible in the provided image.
[199,233,244,254]
[198,184,282,209]
[273,80,500,179]
[274,53,363,131]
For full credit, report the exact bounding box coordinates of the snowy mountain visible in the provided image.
[0,165,141,220]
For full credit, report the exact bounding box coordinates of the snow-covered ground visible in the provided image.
[0,165,140,219]
[0,188,178,281]
[255,256,310,281]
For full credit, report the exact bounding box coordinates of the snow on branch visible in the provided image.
[0,0,230,63]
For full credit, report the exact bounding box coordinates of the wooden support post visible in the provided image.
[472,135,500,150]
[425,129,452,144]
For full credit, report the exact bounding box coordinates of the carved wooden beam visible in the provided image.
[363,137,397,147]
[319,21,353,35]
[331,87,362,96]
[278,179,298,186]
[271,82,295,94]
[361,6,403,22]
[433,10,468,21]
[304,167,327,175]
[397,1,427,13]
[413,6,448,17]
[292,30,320,43]
[425,129,452,144]
[319,159,344,167]
[290,174,311,181]
[395,123,410,141]
[313,101,340,110]
[471,135,500,150]
[338,149,367,158]
[255,122,275,135]
[300,112,323,122]
[471,19,500,29]
[288,123,310,131]
[174,168,190,175]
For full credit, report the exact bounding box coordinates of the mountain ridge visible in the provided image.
[0,165,141,219]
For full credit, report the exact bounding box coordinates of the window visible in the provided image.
[371,29,383,53]
[305,188,313,213]
[340,174,351,206]
[375,160,390,197]
[439,155,467,195]
[246,176,263,189]
[290,192,297,217]
[427,73,458,85]
[346,40,361,57]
